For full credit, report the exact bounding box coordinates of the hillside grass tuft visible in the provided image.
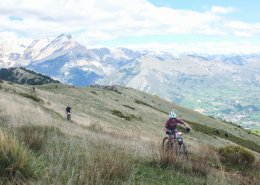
[0,129,40,182]
[16,125,64,152]
[219,145,255,166]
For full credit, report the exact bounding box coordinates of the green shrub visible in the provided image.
[90,91,98,95]
[135,99,153,108]
[219,145,255,166]
[135,99,167,114]
[112,110,125,118]
[0,129,39,181]
[18,93,43,103]
[0,80,3,83]
[123,104,135,110]
[129,114,142,121]
[251,130,260,136]
[105,85,121,94]
[111,110,142,121]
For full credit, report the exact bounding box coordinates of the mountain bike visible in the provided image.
[67,112,71,122]
[162,129,189,159]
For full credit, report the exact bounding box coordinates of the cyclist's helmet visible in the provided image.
[169,111,176,119]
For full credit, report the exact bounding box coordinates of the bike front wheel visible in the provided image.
[67,114,71,121]
[162,137,171,152]
[178,143,188,159]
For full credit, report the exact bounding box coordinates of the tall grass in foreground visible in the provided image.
[40,138,134,185]
[0,129,41,183]
[12,124,134,185]
[146,142,259,185]
[0,120,259,185]
[2,122,207,185]
[156,144,221,177]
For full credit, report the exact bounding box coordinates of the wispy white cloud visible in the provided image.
[124,41,260,55]
[0,0,260,53]
[210,6,234,14]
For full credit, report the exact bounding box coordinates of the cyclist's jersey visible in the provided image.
[165,118,184,130]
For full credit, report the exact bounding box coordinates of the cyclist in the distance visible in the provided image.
[165,110,189,139]
[66,106,72,121]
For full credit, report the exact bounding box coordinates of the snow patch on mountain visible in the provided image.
[24,37,52,61]
[32,34,78,62]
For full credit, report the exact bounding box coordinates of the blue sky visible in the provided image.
[0,0,260,54]
[149,0,260,22]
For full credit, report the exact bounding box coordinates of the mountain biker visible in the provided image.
[66,106,72,121]
[164,110,189,139]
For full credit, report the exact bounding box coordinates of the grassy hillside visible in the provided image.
[0,80,259,184]
[0,67,60,85]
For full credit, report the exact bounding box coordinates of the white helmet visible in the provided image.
[169,111,176,119]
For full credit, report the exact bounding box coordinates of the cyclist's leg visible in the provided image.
[170,129,180,153]
[163,129,175,150]
[166,129,175,139]
[172,129,176,140]
[166,129,178,152]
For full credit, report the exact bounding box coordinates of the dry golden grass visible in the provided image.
[0,82,259,185]
[0,129,39,182]
[0,92,55,127]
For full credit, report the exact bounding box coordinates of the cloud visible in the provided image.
[0,0,260,51]
[0,31,30,44]
[123,41,260,55]
[211,6,234,14]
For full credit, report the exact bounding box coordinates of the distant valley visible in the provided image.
[0,34,259,129]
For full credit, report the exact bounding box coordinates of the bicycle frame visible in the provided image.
[162,131,188,158]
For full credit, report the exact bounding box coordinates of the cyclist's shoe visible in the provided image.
[185,127,190,132]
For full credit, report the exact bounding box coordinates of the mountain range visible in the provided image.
[0,34,259,129]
